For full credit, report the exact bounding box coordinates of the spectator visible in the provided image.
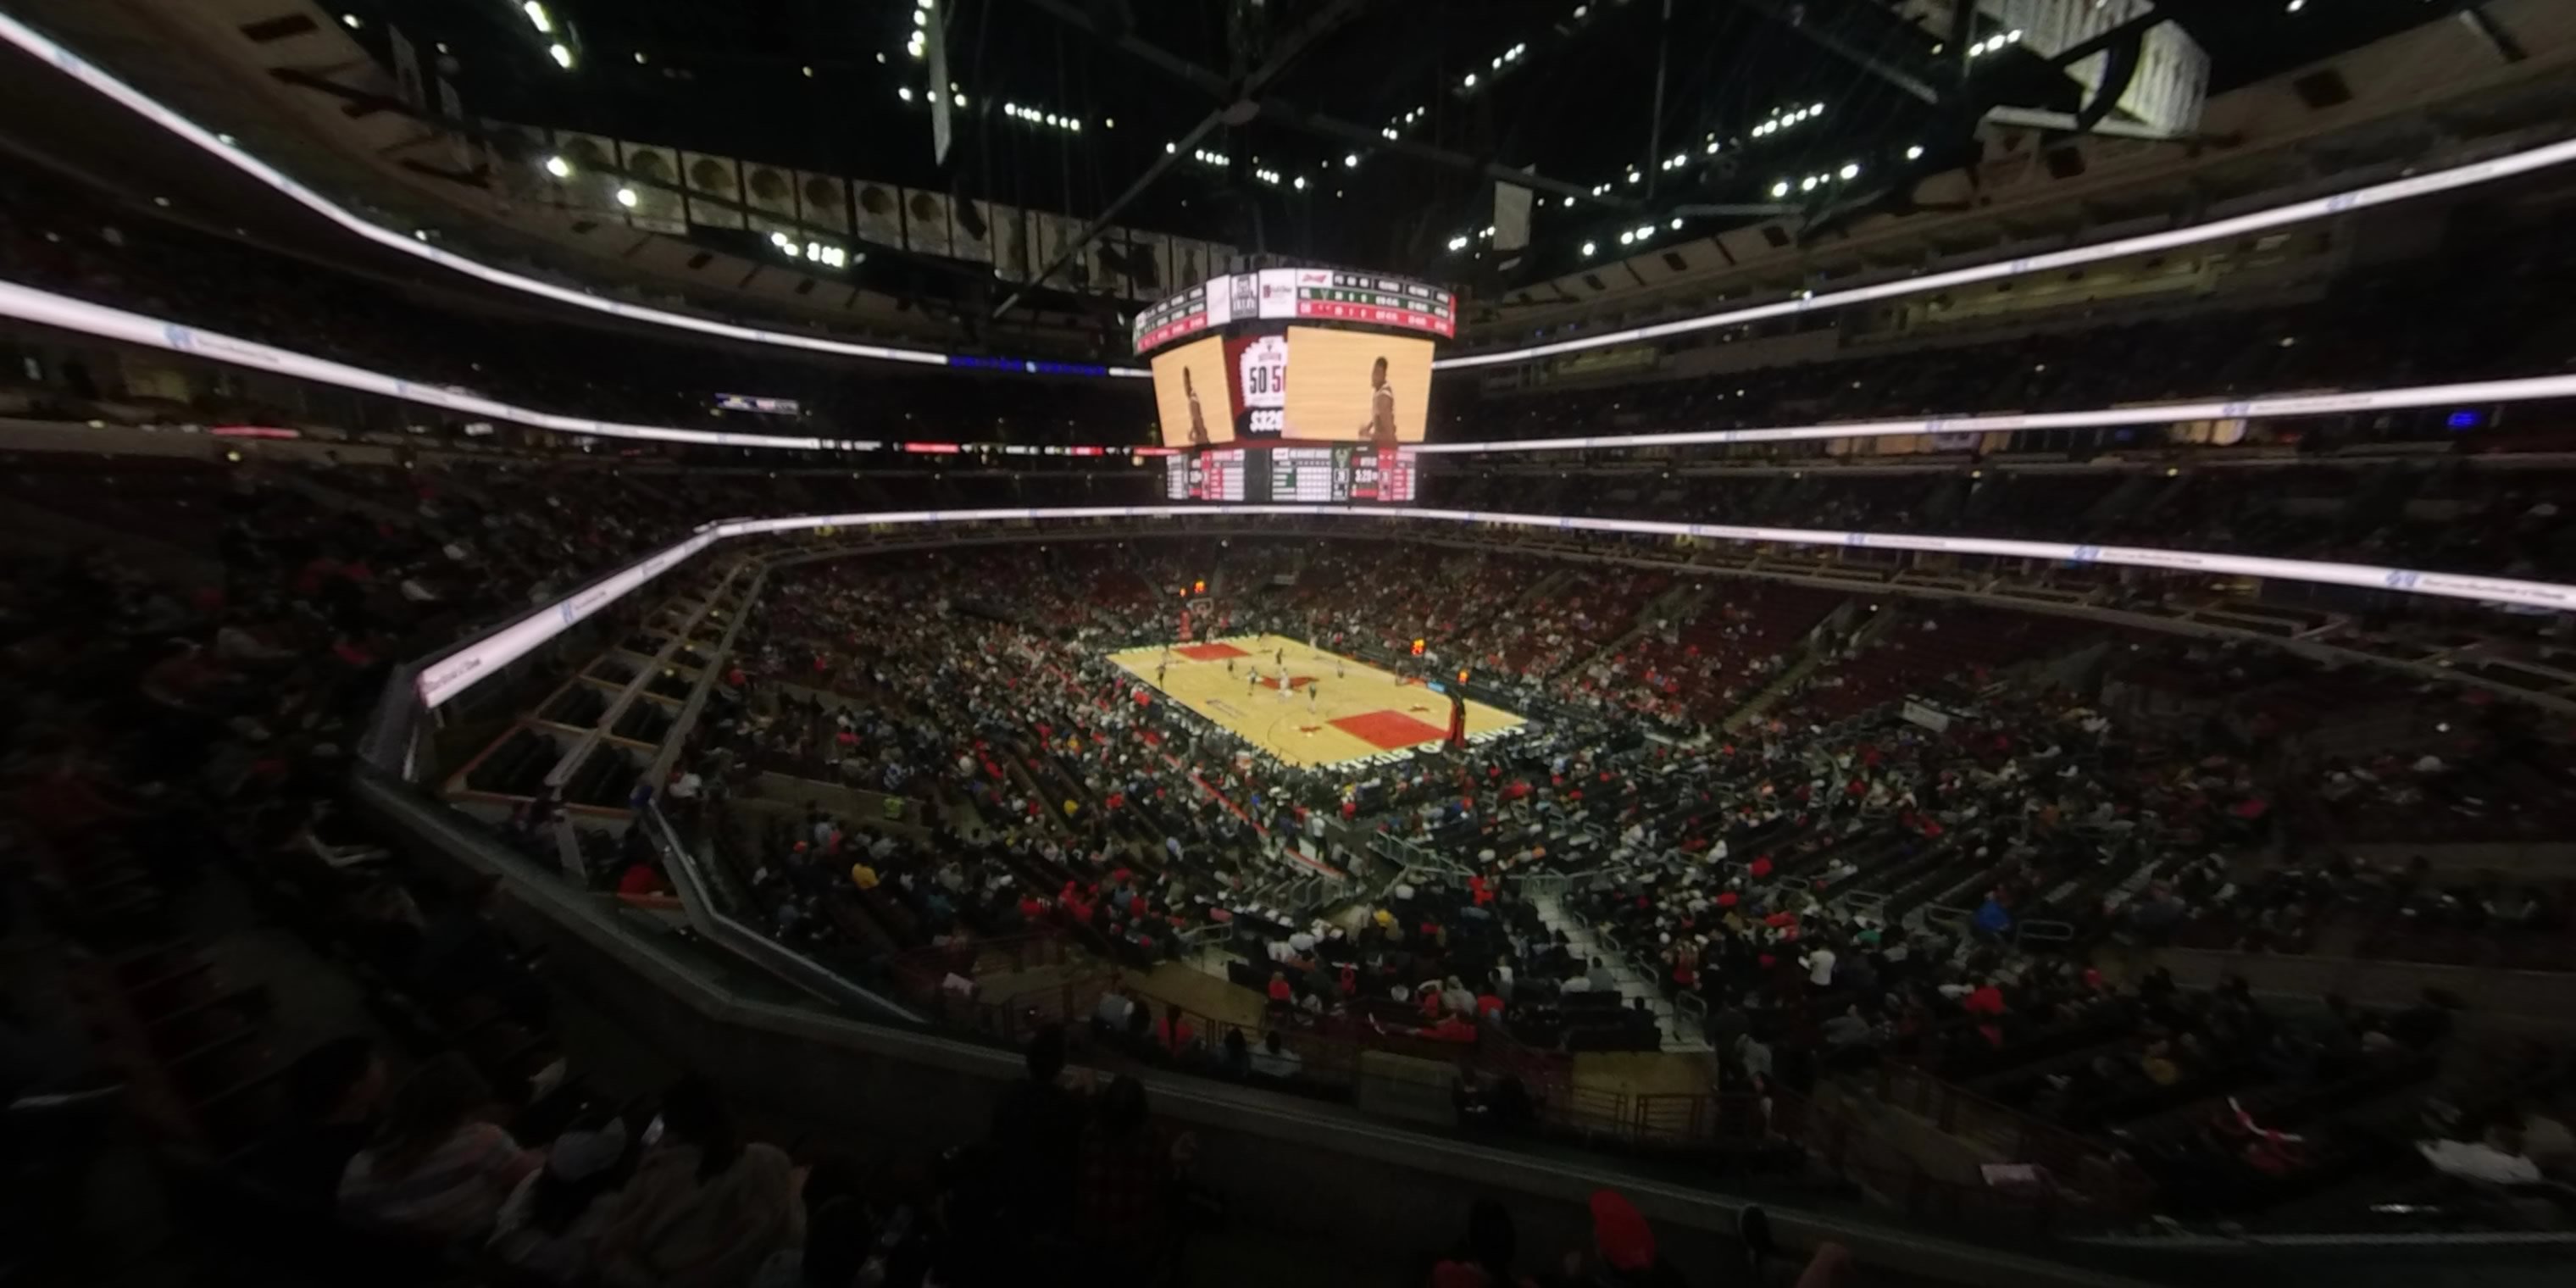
[990,1024,1087,1235]
[595,1077,802,1288]
[1429,1197,1530,1287]
[1251,1030,1305,1080]
[751,1195,874,1288]
[338,1052,541,1241]
[1560,1189,1689,1287]
[488,1112,636,1283]
[1073,1076,1174,1283]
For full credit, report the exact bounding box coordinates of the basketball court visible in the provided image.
[1108,633,1525,768]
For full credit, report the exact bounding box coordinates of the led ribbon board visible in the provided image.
[10,274,2571,459]
[413,504,2576,709]
[1132,269,1456,354]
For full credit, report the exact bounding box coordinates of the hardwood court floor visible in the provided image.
[1107,633,1524,769]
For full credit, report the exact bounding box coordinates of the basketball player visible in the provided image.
[1308,678,1320,710]
[1156,658,1169,687]
[1357,356,1399,448]
[1183,367,1211,446]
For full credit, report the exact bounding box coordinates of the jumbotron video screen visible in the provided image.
[1143,265,1446,504]
[1149,327,1433,449]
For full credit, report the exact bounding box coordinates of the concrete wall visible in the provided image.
[2152,947,2576,1040]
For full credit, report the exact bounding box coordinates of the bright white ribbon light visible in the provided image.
[6,276,2570,458]
[1431,136,2576,370]
[414,505,2576,708]
[1,13,2564,383]
[0,14,1153,376]
[5,276,2571,458]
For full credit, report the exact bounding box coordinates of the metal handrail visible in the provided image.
[641,799,924,1024]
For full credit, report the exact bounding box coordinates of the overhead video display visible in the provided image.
[1150,336,1233,447]
[1280,327,1432,446]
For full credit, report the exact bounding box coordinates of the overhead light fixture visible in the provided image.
[913,9,928,25]
[1840,163,1860,180]
[1344,153,1359,167]
[1705,142,1720,155]
[341,14,362,30]
[543,154,572,179]
[802,65,814,77]
[1580,240,1596,256]
[1906,144,1924,160]
[635,51,648,65]
[615,186,638,208]
[1463,73,1477,87]
[1562,196,1574,207]
[1293,175,1306,190]
[953,92,966,106]
[548,42,575,69]
[1618,230,1634,245]
[1669,218,1682,230]
[1770,180,1789,197]
[1104,117,1114,128]
[899,86,913,101]
[522,2,552,34]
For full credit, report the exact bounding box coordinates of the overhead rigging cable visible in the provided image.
[3,12,2570,378]
[6,275,2571,458]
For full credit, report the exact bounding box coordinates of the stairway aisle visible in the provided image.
[1527,891,1709,1053]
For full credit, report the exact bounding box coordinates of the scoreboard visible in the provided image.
[1163,446,1418,503]
[1270,447,1346,502]
[1134,268,1454,353]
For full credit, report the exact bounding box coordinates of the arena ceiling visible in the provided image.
[352,0,2480,285]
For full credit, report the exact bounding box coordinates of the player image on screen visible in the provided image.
[1280,327,1431,444]
[1359,355,1398,447]
[1149,336,1234,447]
[1183,368,1209,446]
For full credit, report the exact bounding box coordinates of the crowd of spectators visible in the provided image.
[0,439,1917,1285]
